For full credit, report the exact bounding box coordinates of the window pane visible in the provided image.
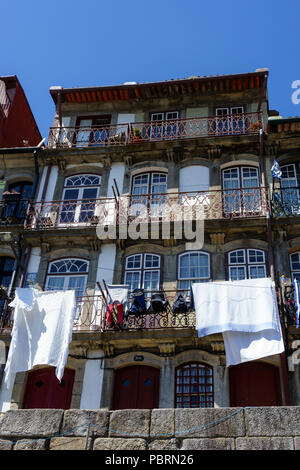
[143,270,159,291]
[144,254,160,268]
[291,253,300,271]
[124,271,141,291]
[249,265,266,279]
[248,249,264,264]
[126,255,142,269]
[229,266,246,281]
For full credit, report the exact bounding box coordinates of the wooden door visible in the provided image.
[112,365,160,410]
[229,361,282,407]
[23,367,75,409]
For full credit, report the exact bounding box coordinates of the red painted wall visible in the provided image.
[0,77,42,148]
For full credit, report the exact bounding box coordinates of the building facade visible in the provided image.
[0,69,299,412]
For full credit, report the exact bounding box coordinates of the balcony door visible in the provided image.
[280,164,300,213]
[150,111,179,140]
[222,167,260,216]
[112,365,160,409]
[45,258,89,302]
[130,172,167,218]
[215,106,245,135]
[75,115,111,147]
[59,174,101,225]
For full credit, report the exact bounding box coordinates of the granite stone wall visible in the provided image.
[0,407,299,450]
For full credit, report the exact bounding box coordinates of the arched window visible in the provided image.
[227,249,266,280]
[178,251,210,291]
[60,174,101,224]
[175,363,214,408]
[124,253,161,292]
[290,252,300,282]
[45,258,89,298]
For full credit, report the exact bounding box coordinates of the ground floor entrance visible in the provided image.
[229,361,282,406]
[112,365,160,410]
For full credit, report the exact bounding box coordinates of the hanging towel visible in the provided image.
[192,278,284,366]
[3,288,76,389]
[106,284,129,325]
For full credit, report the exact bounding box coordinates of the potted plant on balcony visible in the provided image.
[133,128,143,142]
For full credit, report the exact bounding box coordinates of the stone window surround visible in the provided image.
[100,349,225,409]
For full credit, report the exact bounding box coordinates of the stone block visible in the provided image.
[13,439,48,450]
[61,409,110,437]
[181,438,235,450]
[148,439,178,450]
[93,438,146,450]
[175,407,245,438]
[245,407,300,437]
[109,410,150,438]
[150,409,174,439]
[0,409,64,438]
[50,437,92,450]
[236,437,294,450]
[294,437,300,450]
[0,439,13,450]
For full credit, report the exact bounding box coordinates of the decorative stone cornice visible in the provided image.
[207,146,222,159]
[104,343,114,357]
[158,343,176,356]
[209,232,225,245]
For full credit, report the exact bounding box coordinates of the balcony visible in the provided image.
[24,197,116,230]
[47,112,263,149]
[23,187,270,232]
[117,187,270,223]
[272,187,300,217]
[0,291,196,333]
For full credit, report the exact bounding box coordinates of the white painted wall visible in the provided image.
[80,350,104,409]
[96,243,116,289]
[107,162,125,197]
[44,166,58,202]
[0,373,16,412]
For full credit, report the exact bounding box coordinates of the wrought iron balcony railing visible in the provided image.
[0,291,196,333]
[272,187,300,217]
[47,112,263,148]
[24,198,117,230]
[117,187,270,222]
[23,187,270,231]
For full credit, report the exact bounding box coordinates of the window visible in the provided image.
[228,249,266,281]
[131,172,167,216]
[222,166,260,214]
[150,111,179,139]
[45,258,89,299]
[290,252,300,282]
[215,106,245,134]
[59,174,101,224]
[75,115,111,147]
[175,363,214,408]
[178,252,210,291]
[124,253,161,292]
[280,163,300,212]
[2,181,33,221]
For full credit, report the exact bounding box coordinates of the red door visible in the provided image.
[112,365,160,410]
[23,367,75,409]
[229,361,282,407]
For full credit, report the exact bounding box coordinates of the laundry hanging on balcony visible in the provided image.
[192,278,284,366]
[271,159,282,179]
[2,288,76,388]
[106,284,129,326]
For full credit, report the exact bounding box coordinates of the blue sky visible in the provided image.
[2,0,300,139]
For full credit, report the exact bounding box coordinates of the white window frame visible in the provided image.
[124,253,161,292]
[45,258,89,298]
[178,251,210,291]
[59,174,101,225]
[228,249,266,281]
